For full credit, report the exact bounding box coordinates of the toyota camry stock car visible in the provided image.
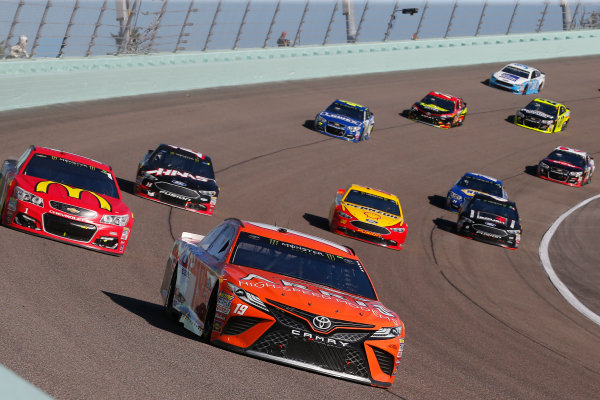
[134,144,219,215]
[161,218,405,387]
[446,172,507,212]
[0,146,133,255]
[489,63,546,94]
[329,184,407,250]
[314,99,374,142]
[456,193,522,249]
[514,98,570,133]
[537,146,595,187]
[408,91,467,129]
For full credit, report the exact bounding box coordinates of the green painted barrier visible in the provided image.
[1,30,599,112]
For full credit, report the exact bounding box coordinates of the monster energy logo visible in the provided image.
[270,239,280,246]
[326,254,335,261]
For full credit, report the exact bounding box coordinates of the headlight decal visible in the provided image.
[100,214,130,226]
[14,186,44,207]
[227,282,269,313]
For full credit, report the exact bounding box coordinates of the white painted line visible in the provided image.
[539,194,600,327]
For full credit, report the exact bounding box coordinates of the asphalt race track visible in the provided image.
[1,55,599,400]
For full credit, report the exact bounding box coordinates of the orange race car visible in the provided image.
[160,218,405,388]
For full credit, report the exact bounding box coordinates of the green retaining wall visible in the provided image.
[1,30,599,112]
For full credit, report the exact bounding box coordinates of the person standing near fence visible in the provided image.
[8,35,29,58]
[277,32,291,47]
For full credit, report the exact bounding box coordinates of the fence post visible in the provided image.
[263,0,281,48]
[31,0,52,57]
[323,1,339,45]
[506,0,519,35]
[86,0,108,56]
[354,0,369,43]
[5,0,25,48]
[383,0,399,42]
[444,1,458,39]
[175,1,195,52]
[148,0,169,52]
[204,0,222,51]
[414,0,428,40]
[233,0,251,50]
[293,0,310,47]
[58,0,80,58]
[537,1,549,32]
[569,1,581,30]
[475,1,487,36]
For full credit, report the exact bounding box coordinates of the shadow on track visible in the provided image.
[433,217,456,234]
[428,195,447,210]
[102,290,198,341]
[116,177,136,196]
[302,213,330,232]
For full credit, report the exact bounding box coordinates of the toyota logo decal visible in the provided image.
[312,315,332,331]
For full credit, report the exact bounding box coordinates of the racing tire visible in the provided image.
[522,84,529,95]
[561,119,568,131]
[164,266,181,322]
[200,285,219,342]
[539,82,544,92]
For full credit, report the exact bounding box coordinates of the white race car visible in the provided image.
[489,63,546,95]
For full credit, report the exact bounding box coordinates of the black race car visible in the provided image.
[456,193,521,249]
[537,146,595,187]
[134,144,218,215]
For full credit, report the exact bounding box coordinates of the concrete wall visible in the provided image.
[1,29,599,112]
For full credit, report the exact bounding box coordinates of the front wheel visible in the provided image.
[164,266,180,321]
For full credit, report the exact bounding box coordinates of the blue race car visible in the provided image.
[446,172,507,212]
[489,63,546,95]
[314,99,374,142]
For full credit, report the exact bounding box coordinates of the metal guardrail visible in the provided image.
[1,0,599,59]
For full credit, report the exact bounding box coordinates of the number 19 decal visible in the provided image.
[233,304,248,315]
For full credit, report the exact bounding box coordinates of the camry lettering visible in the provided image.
[35,180,111,211]
[291,329,349,347]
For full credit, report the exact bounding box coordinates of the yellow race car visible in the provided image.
[329,184,407,250]
[514,98,570,133]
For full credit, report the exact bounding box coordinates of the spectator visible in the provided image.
[8,35,29,58]
[277,31,291,47]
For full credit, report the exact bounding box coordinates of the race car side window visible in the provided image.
[16,147,33,170]
[207,225,236,260]
[199,224,228,251]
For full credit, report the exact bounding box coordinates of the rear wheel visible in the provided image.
[200,285,219,342]
[164,266,180,321]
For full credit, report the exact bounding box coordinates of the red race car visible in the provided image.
[408,91,468,129]
[0,146,133,255]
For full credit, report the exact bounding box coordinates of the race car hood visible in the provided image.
[471,210,520,230]
[141,168,218,192]
[318,111,362,127]
[519,108,555,120]
[15,175,129,215]
[413,102,452,116]
[342,202,403,227]
[543,158,582,171]
[493,71,528,85]
[224,265,401,329]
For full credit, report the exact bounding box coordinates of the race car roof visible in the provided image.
[346,184,400,202]
[243,221,354,256]
[33,146,112,171]
[505,62,536,72]
[553,146,588,157]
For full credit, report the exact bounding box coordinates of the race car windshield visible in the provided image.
[501,66,530,79]
[344,190,401,216]
[548,150,585,169]
[148,148,215,179]
[325,102,364,121]
[420,95,455,111]
[524,101,557,118]
[23,153,119,198]
[469,198,518,221]
[230,232,377,300]
[457,176,503,197]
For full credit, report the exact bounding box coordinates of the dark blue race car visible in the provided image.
[446,172,507,212]
[314,99,374,142]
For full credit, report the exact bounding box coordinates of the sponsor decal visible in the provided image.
[171,179,187,187]
[363,212,381,220]
[216,292,233,314]
[7,198,17,211]
[146,168,211,182]
[522,109,553,119]
[312,316,332,331]
[499,72,520,82]
[321,112,359,124]
[48,209,87,222]
[357,228,380,237]
[291,329,350,347]
[35,180,112,212]
[213,320,223,333]
[160,190,190,201]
